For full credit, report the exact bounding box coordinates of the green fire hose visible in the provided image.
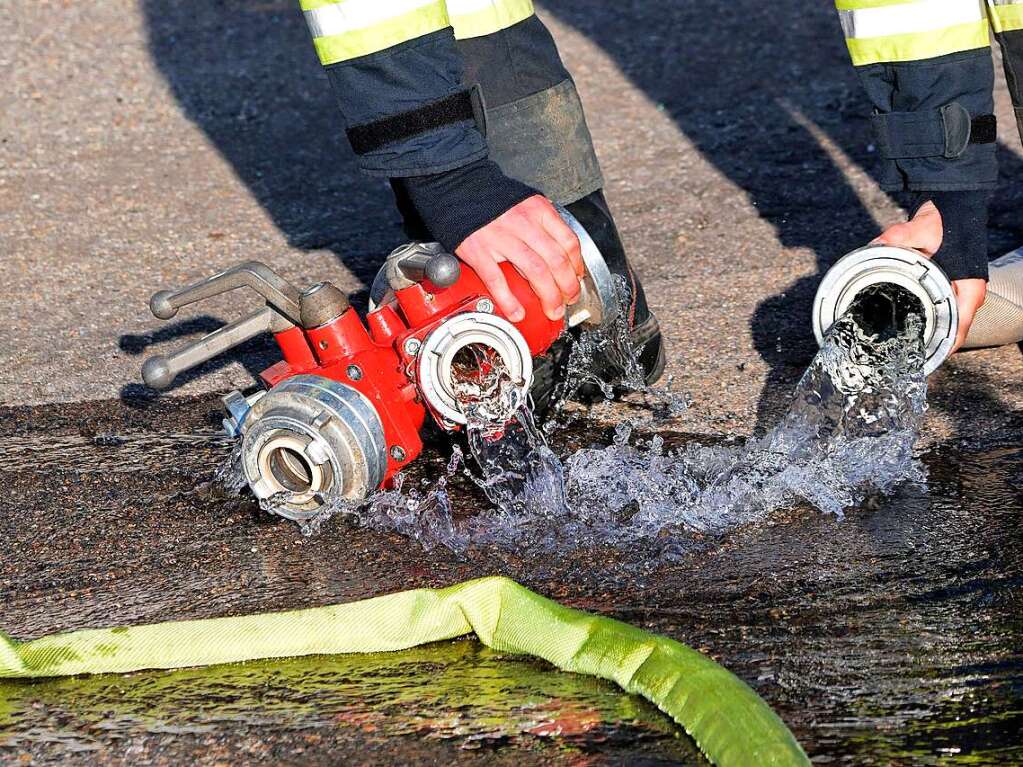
[0,576,808,766]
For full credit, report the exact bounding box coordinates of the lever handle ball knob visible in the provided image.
[150,290,179,320]
[141,355,175,390]
[423,253,461,288]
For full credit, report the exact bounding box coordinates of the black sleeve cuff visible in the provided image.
[909,191,991,282]
[395,158,538,252]
[324,30,488,177]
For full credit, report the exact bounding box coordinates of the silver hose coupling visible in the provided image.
[238,375,388,520]
[812,245,958,375]
[416,311,533,426]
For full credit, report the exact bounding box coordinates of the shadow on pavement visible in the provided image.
[139,0,402,289]
[138,0,1022,428]
[134,0,409,402]
[545,0,1023,430]
[117,315,277,407]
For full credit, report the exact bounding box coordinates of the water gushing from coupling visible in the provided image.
[812,245,958,375]
[415,311,533,426]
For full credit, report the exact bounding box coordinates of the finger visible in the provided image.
[950,278,986,353]
[456,244,524,322]
[871,202,942,256]
[518,226,581,304]
[872,222,920,250]
[504,241,565,321]
[538,202,585,278]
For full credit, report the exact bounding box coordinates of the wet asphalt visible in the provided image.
[1,394,1022,765]
[3,0,1023,764]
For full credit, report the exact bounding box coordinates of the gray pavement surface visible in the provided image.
[3,0,1021,439]
[2,2,1023,766]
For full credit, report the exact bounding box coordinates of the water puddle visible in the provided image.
[0,639,696,763]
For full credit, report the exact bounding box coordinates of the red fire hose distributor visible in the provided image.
[141,209,616,520]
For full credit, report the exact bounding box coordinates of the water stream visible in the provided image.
[293,282,929,561]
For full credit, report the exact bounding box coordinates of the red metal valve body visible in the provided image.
[259,261,565,488]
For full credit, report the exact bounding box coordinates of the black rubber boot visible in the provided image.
[563,190,666,385]
[529,191,666,414]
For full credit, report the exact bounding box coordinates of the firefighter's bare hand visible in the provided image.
[455,195,584,323]
[872,200,986,352]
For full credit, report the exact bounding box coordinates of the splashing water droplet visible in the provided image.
[213,441,247,496]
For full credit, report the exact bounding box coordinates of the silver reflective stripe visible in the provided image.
[839,0,986,39]
[303,0,440,38]
[447,0,499,11]
[989,0,1022,6]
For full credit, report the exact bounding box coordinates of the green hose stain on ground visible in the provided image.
[0,576,807,766]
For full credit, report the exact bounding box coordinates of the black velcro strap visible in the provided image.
[347,89,479,156]
[969,113,997,145]
[870,102,996,161]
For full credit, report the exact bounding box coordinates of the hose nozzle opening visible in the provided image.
[417,312,533,427]
[266,443,316,494]
[846,283,926,341]
[813,245,958,375]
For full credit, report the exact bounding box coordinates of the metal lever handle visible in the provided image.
[149,261,302,325]
[142,306,277,390]
[370,242,463,309]
[384,243,462,290]
[397,251,461,288]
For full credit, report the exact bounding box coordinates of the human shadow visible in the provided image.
[544,0,1023,431]
[139,0,402,290]
[990,142,1023,255]
[140,0,1021,429]
[136,0,414,400]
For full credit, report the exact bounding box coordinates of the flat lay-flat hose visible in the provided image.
[0,576,809,767]
[963,248,1023,349]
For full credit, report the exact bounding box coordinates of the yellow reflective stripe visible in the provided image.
[845,19,990,64]
[308,2,450,64]
[301,0,344,9]
[989,0,1023,31]
[448,0,534,39]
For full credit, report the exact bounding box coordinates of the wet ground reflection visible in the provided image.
[0,640,696,764]
[1,396,1021,764]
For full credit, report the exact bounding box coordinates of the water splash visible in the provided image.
[550,277,689,422]
[213,441,247,496]
[221,282,928,561]
[451,343,569,518]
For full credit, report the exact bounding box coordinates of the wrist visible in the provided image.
[395,159,538,252]
[913,191,991,282]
